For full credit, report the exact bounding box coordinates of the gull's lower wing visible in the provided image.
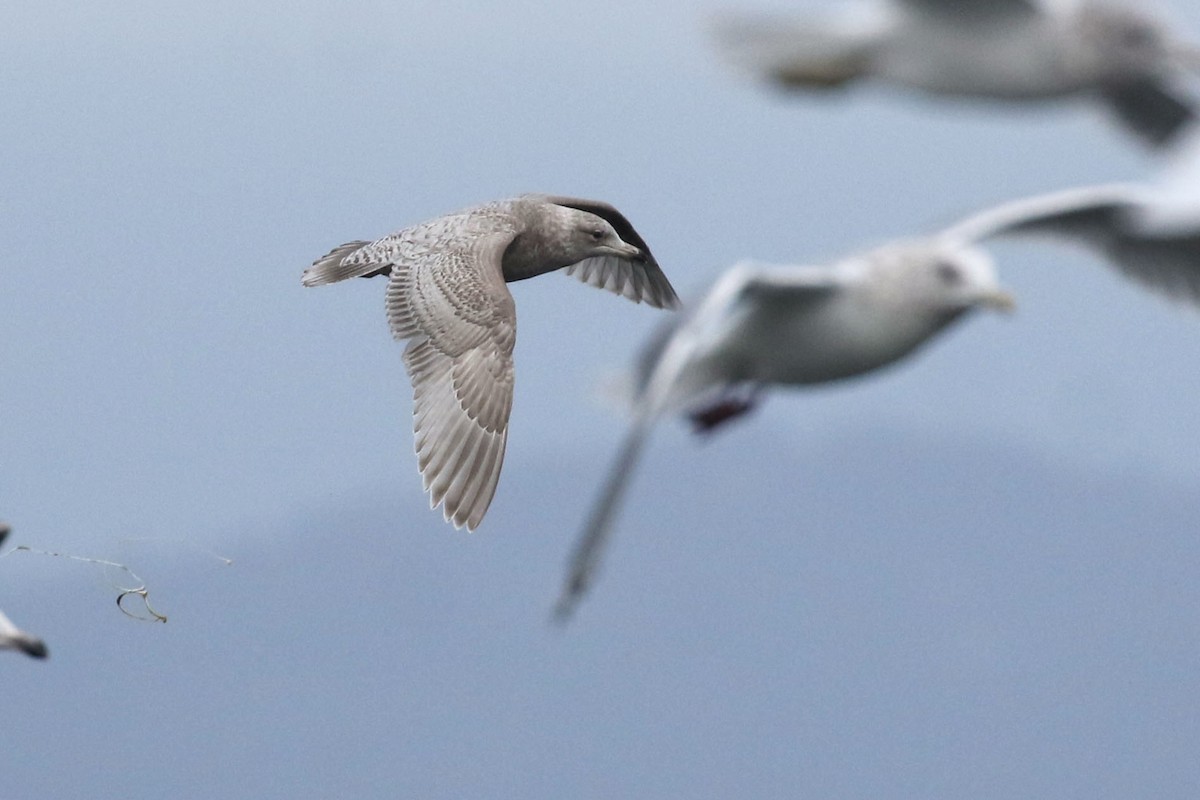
[1102,78,1196,149]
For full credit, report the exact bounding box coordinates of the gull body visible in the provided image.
[717,0,1200,146]
[303,194,678,532]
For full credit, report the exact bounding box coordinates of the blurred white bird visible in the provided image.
[554,238,1015,620]
[715,0,1200,147]
[556,144,1200,618]
[0,524,48,660]
[303,195,678,532]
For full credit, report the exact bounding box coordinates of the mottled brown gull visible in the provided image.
[303,194,679,531]
[715,0,1200,147]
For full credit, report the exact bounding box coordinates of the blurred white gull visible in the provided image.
[715,0,1200,147]
[554,238,1015,620]
[556,143,1200,618]
[0,524,47,660]
[303,194,678,532]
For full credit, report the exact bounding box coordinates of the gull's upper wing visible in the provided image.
[947,184,1200,305]
[943,184,1139,239]
[387,231,519,531]
[1102,78,1197,149]
[540,196,680,310]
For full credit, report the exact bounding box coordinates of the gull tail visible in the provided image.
[553,416,654,624]
[712,13,874,91]
[301,240,390,287]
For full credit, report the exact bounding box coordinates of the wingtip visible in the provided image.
[20,639,48,659]
[550,592,580,626]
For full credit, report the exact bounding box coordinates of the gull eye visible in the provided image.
[936,262,962,285]
[589,228,605,241]
[1119,25,1154,49]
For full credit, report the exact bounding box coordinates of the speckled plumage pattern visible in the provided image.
[303,195,678,531]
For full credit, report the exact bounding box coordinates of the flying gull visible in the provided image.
[715,0,1200,147]
[303,194,679,531]
[0,524,48,659]
[555,144,1200,619]
[554,238,1015,620]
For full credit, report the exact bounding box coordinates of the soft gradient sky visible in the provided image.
[2,2,1200,798]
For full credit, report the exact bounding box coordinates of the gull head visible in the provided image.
[556,206,645,264]
[866,239,1016,321]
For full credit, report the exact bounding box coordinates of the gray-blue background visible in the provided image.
[2,2,1198,797]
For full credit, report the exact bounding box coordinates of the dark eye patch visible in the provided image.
[1119,25,1155,49]
[936,262,963,285]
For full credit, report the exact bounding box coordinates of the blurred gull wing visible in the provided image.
[539,195,680,309]
[942,184,1143,244]
[388,232,519,531]
[945,183,1200,305]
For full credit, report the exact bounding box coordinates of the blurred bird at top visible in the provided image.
[555,136,1200,619]
[303,195,678,532]
[715,0,1200,148]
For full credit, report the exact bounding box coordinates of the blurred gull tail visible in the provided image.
[553,416,654,624]
[710,11,874,90]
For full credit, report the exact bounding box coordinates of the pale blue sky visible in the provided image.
[2,2,1200,798]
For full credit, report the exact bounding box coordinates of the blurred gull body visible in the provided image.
[716,0,1200,147]
[555,238,1015,620]
[303,195,678,532]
